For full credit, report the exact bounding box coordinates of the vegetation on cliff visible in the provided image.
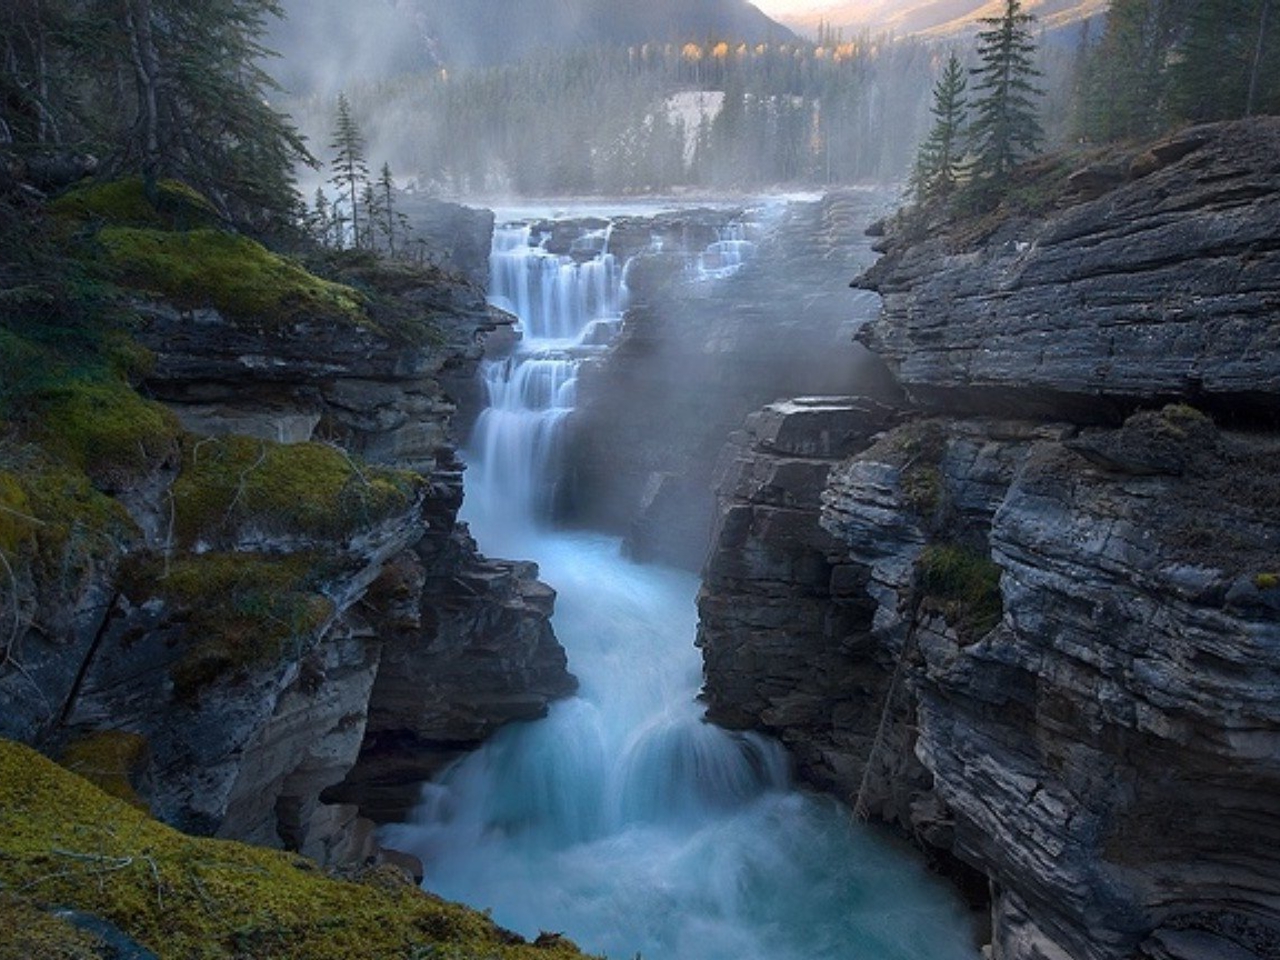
[1,0,311,229]
[0,740,592,960]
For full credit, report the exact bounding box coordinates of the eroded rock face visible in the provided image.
[856,120,1280,422]
[916,413,1280,960]
[700,120,1280,960]
[705,401,1280,958]
[3,256,576,865]
[697,397,904,805]
[330,528,576,823]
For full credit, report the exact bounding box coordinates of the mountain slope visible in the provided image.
[417,0,795,67]
[779,0,1106,39]
[268,0,794,95]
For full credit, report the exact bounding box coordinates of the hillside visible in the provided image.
[779,0,1106,39]
[268,0,794,94]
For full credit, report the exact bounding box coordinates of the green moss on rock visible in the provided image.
[58,732,150,810]
[0,448,135,573]
[170,435,420,548]
[0,894,109,960]
[0,739,594,960]
[29,380,181,488]
[918,542,1004,641]
[51,178,222,232]
[120,552,337,699]
[97,226,368,327]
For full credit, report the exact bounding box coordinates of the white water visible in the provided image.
[383,214,979,960]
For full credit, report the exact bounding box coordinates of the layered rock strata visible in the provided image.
[857,120,1280,422]
[699,119,1280,960]
[0,259,575,863]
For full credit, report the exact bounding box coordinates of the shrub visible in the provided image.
[918,542,1004,639]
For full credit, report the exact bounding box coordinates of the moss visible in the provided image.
[1255,572,1279,591]
[1155,402,1213,439]
[0,739,594,960]
[97,227,368,327]
[0,894,108,960]
[170,435,420,548]
[881,421,948,521]
[918,543,1004,640]
[0,449,135,573]
[58,732,150,810]
[119,552,337,699]
[901,464,943,516]
[29,379,181,488]
[50,178,221,232]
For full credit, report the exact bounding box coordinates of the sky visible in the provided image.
[751,0,846,15]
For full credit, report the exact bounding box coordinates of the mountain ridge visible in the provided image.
[775,0,1106,39]
[269,0,794,95]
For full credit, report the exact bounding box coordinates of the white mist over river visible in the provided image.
[382,209,978,960]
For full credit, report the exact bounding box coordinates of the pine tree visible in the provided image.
[910,52,969,205]
[328,93,369,250]
[968,0,1044,182]
[1,0,312,230]
[309,186,332,247]
[107,0,313,227]
[1171,0,1279,122]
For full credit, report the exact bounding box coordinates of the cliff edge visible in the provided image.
[698,118,1280,960]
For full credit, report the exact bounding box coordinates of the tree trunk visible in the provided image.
[1247,0,1271,116]
[123,0,162,198]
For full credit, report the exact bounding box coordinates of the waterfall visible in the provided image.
[382,211,979,960]
[467,223,622,525]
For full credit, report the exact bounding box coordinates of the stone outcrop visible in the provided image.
[698,119,1280,960]
[856,120,1280,422]
[0,253,575,865]
[697,397,903,797]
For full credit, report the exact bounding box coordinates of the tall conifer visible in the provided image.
[328,93,369,250]
[910,52,969,205]
[968,0,1044,181]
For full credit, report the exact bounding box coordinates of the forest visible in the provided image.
[1,1,1277,226]
[282,0,1277,200]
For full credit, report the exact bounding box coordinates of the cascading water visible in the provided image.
[383,213,979,960]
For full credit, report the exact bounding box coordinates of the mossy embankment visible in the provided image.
[0,178,428,697]
[0,739,593,960]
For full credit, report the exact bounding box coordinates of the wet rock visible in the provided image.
[574,192,901,569]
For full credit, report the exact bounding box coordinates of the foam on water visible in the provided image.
[382,212,979,960]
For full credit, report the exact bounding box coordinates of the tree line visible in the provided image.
[909,0,1277,211]
[290,38,946,196]
[1,0,309,234]
[1077,0,1277,141]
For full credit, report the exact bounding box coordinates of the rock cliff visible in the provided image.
[698,119,1280,960]
[0,189,574,864]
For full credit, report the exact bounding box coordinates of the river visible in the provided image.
[381,207,979,960]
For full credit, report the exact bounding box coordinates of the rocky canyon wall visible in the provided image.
[698,119,1280,960]
[0,203,576,865]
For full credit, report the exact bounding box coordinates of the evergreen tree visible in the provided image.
[309,186,333,247]
[366,162,410,255]
[1,0,311,230]
[104,0,312,227]
[910,52,969,205]
[1076,0,1194,141]
[968,0,1044,181]
[1171,0,1279,121]
[328,93,369,249]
